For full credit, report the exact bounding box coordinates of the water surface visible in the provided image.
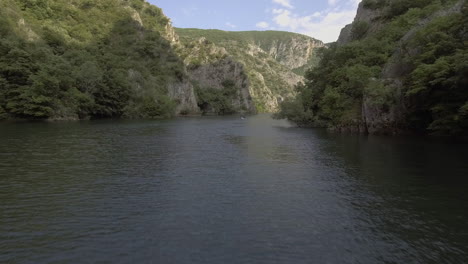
[1,115,467,263]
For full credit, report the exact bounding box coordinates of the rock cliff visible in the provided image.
[172,37,256,115]
[188,58,256,115]
[176,29,324,112]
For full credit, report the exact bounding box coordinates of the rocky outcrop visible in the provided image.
[17,18,39,41]
[177,37,256,114]
[337,1,385,45]
[188,58,256,114]
[261,37,324,70]
[337,24,353,45]
[126,8,260,116]
[125,7,143,26]
[129,6,315,116]
[163,23,180,44]
[176,29,324,112]
[119,3,200,115]
[167,80,200,114]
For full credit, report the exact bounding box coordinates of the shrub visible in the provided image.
[351,21,370,41]
[362,0,387,10]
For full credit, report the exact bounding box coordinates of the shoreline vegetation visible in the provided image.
[1,0,466,137]
[1,0,189,121]
[274,0,468,136]
[0,0,313,122]
[0,111,256,122]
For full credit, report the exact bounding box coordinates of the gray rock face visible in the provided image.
[167,80,200,115]
[242,42,303,111]
[187,58,256,114]
[175,29,326,112]
[128,11,200,115]
[354,1,383,24]
[129,6,326,116]
[263,38,324,69]
[174,36,256,115]
[337,24,353,45]
[164,20,327,115]
[337,1,385,46]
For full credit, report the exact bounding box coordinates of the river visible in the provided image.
[1,114,467,263]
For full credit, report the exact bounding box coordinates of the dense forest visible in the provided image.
[275,0,468,135]
[0,0,185,120]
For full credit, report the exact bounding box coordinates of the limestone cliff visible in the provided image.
[188,58,255,114]
[123,3,201,116]
[245,31,324,73]
[177,37,256,114]
[123,4,255,116]
[176,29,324,112]
[116,4,265,116]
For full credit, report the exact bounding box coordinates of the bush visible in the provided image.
[386,0,435,18]
[364,79,395,108]
[351,21,370,41]
[362,0,386,10]
[195,83,238,115]
[140,95,176,118]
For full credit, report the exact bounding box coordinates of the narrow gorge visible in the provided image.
[0,0,324,120]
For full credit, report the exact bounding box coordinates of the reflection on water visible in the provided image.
[0,115,467,263]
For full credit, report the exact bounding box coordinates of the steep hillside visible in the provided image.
[0,0,203,120]
[175,37,256,115]
[276,0,468,135]
[176,28,324,112]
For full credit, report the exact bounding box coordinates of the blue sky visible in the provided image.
[148,0,361,42]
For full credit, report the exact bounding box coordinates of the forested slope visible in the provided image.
[276,0,468,135]
[0,0,198,120]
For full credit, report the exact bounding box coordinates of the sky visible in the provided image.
[148,0,361,43]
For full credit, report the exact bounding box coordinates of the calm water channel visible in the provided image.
[1,114,467,263]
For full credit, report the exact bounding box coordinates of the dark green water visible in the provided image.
[1,114,467,263]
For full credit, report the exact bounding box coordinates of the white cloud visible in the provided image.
[256,21,270,29]
[268,0,359,42]
[272,0,294,9]
[225,22,237,28]
[311,12,322,18]
[272,8,285,14]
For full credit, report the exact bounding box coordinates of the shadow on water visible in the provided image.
[0,120,182,262]
[308,130,468,263]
